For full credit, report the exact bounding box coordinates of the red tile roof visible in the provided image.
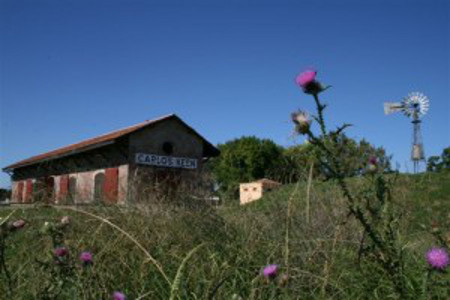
[4,114,219,170]
[254,178,281,185]
[240,178,281,185]
[255,178,281,185]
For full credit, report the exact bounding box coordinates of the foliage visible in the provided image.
[0,173,449,299]
[289,69,448,298]
[211,133,391,193]
[271,136,391,184]
[269,143,318,183]
[210,136,284,199]
[427,146,450,172]
[0,189,11,202]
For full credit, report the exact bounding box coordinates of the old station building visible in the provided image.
[3,114,219,205]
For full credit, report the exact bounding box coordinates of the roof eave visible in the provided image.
[3,140,116,171]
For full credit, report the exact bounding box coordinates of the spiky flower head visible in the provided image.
[60,216,71,226]
[295,69,328,95]
[54,247,68,257]
[79,251,93,265]
[425,247,449,270]
[278,273,289,286]
[262,264,278,279]
[366,156,378,174]
[296,69,316,88]
[8,219,25,232]
[291,111,312,135]
[112,291,126,300]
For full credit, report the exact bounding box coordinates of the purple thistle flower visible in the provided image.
[368,157,377,165]
[295,70,316,88]
[295,69,327,95]
[53,247,68,257]
[262,264,278,279]
[112,291,126,300]
[11,219,25,230]
[425,247,449,270]
[79,251,93,265]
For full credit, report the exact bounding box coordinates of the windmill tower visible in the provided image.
[384,92,429,173]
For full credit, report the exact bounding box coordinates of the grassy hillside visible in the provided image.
[0,172,449,299]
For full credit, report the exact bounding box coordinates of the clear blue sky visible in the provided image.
[1,0,449,188]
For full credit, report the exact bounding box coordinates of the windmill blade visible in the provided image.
[402,92,430,118]
[384,102,404,115]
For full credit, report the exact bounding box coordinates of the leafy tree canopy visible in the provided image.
[210,135,392,199]
[210,136,284,196]
[270,134,391,183]
[427,146,450,172]
[0,188,11,202]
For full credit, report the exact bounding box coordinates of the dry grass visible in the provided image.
[0,172,449,299]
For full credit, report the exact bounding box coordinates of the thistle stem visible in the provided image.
[307,96,386,254]
[313,93,327,136]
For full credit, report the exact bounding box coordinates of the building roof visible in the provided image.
[3,114,220,170]
[240,178,281,186]
[255,178,281,185]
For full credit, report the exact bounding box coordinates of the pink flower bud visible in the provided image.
[262,264,278,279]
[295,69,327,95]
[9,219,25,231]
[79,251,93,265]
[295,69,316,88]
[54,247,68,257]
[112,291,126,300]
[60,216,71,226]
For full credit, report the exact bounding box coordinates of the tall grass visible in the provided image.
[0,172,449,299]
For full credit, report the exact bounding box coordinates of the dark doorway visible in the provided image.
[68,177,77,204]
[45,177,55,203]
[94,172,105,203]
[155,169,181,200]
[17,182,24,203]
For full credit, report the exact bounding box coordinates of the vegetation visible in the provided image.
[271,135,391,184]
[427,146,450,172]
[210,134,391,201]
[210,136,284,198]
[0,188,11,202]
[1,70,448,299]
[0,172,449,299]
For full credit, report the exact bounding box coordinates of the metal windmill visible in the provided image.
[384,92,429,173]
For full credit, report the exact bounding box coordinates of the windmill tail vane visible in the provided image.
[383,102,404,115]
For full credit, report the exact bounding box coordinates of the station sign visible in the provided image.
[135,153,197,169]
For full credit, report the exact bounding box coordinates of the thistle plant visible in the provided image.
[0,215,26,297]
[292,69,410,296]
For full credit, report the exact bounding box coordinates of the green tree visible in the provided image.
[331,135,391,177]
[427,155,442,172]
[441,147,450,169]
[427,146,450,172]
[0,188,11,202]
[272,135,391,182]
[210,136,284,199]
[269,143,320,183]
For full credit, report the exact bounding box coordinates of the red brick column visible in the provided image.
[25,179,33,203]
[103,168,118,203]
[16,181,24,203]
[59,175,69,202]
